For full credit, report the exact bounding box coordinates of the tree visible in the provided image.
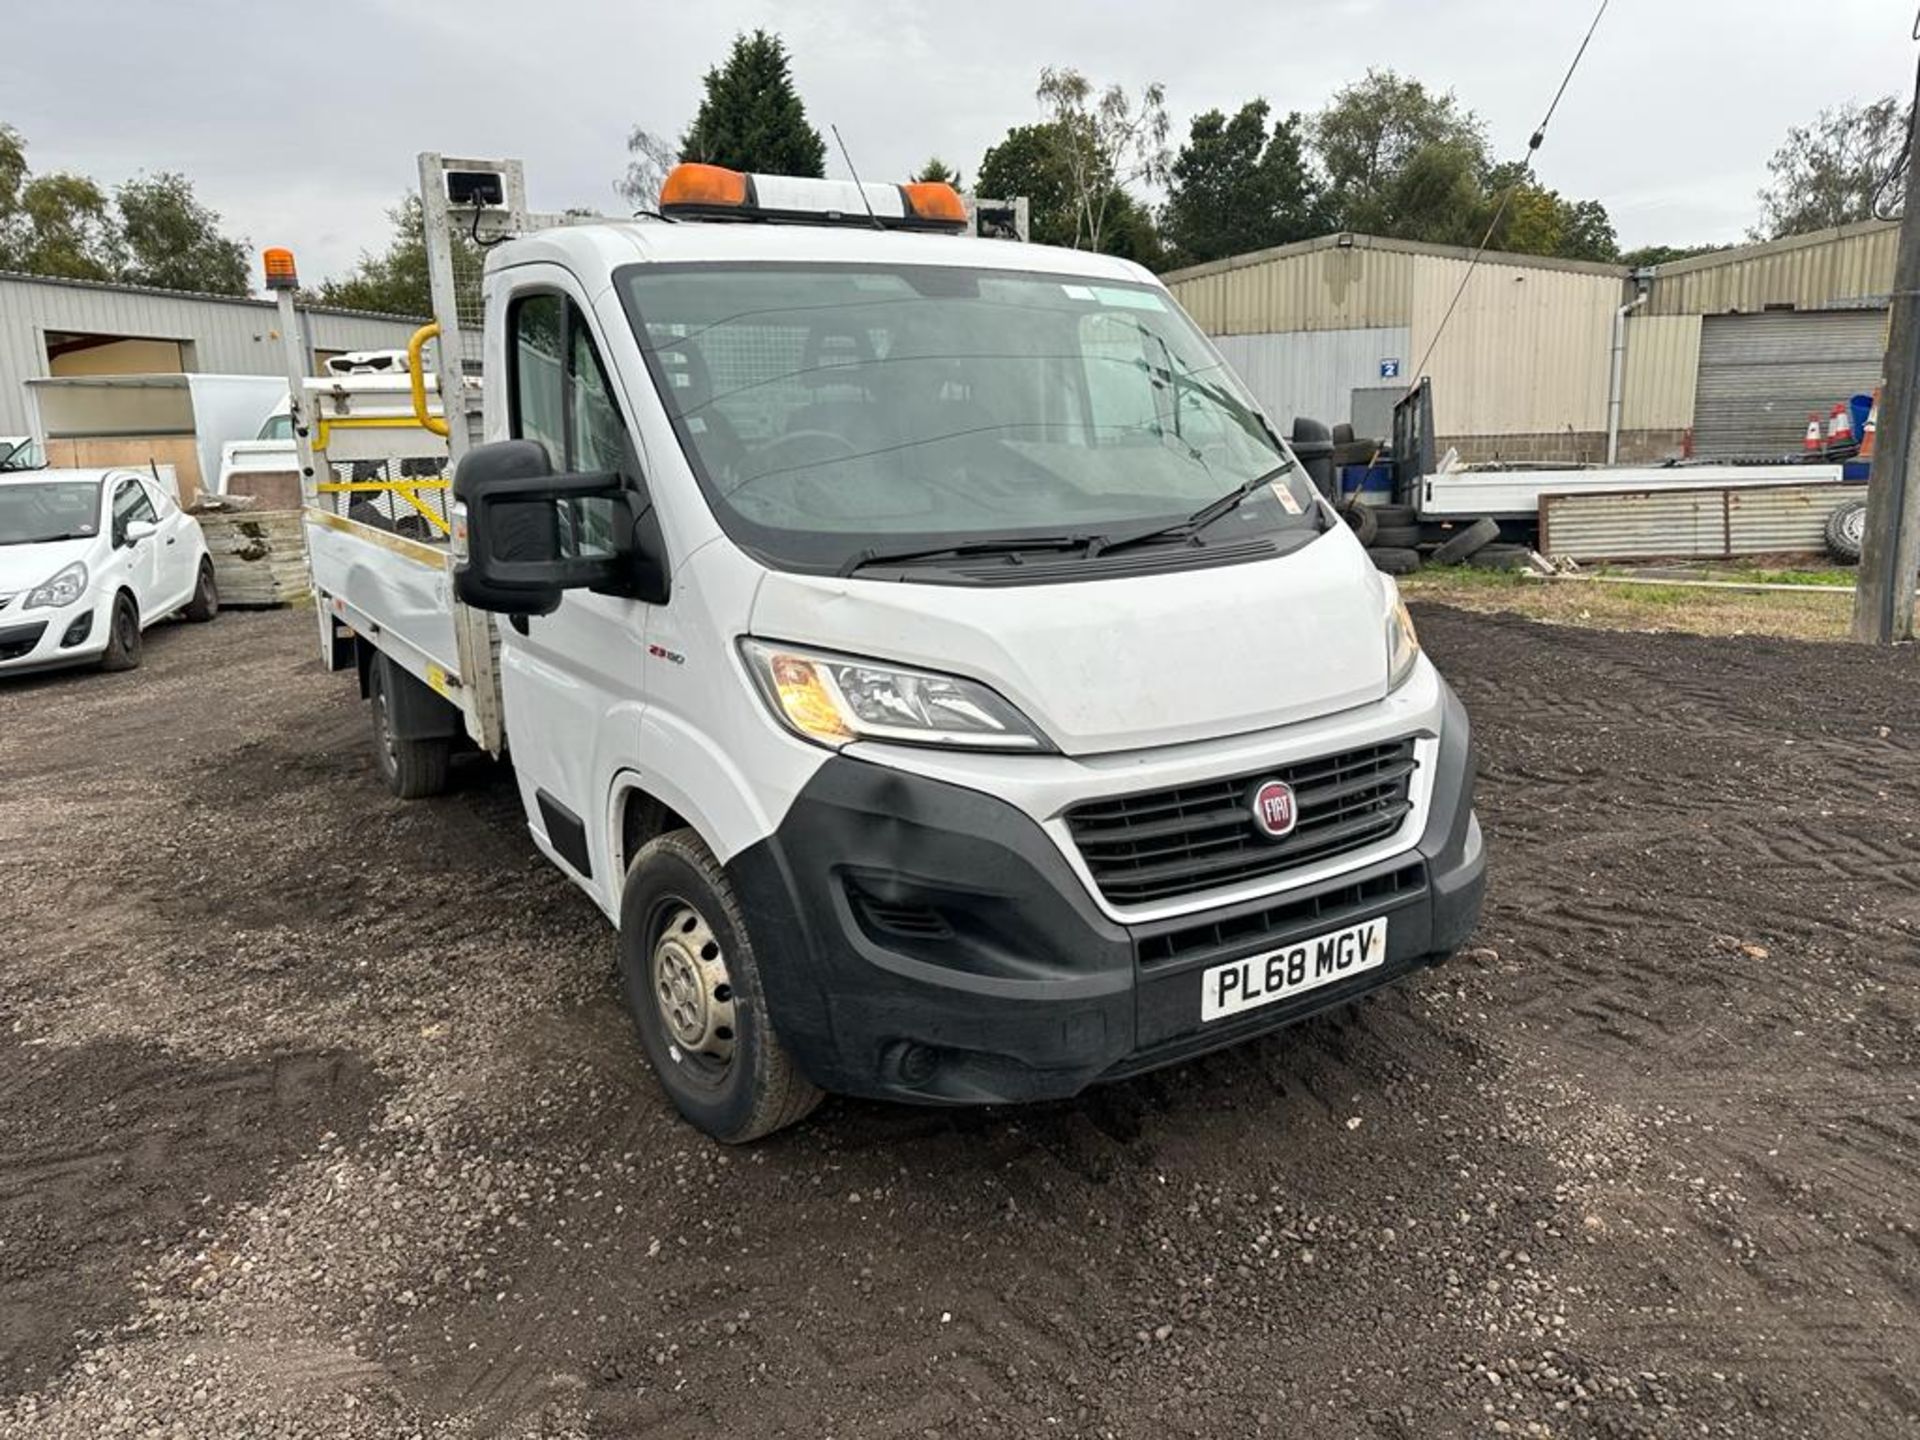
[616,127,680,210]
[1755,96,1907,238]
[313,197,437,316]
[1618,241,1728,269]
[1034,67,1170,253]
[680,30,826,178]
[1480,162,1619,263]
[977,122,1081,248]
[116,173,249,294]
[1160,100,1323,265]
[915,157,962,189]
[0,125,249,293]
[1310,69,1488,238]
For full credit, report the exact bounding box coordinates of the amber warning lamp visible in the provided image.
[262,247,299,291]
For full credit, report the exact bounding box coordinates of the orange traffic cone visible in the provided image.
[1862,390,1879,460]
[1805,413,1824,452]
[1829,402,1854,448]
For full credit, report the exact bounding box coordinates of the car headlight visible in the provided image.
[1385,589,1420,691]
[740,640,1052,752]
[24,561,88,610]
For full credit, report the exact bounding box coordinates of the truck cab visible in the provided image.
[307,161,1484,1141]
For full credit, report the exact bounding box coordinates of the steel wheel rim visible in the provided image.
[649,900,737,1079]
[1843,508,1866,546]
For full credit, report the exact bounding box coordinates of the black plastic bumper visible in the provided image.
[729,683,1485,1105]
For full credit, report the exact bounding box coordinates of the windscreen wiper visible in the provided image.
[838,532,1104,577]
[1090,460,1303,559]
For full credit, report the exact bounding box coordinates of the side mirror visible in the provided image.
[124,519,158,545]
[453,439,659,616]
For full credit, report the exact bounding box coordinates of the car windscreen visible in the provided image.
[617,262,1315,573]
[0,482,102,546]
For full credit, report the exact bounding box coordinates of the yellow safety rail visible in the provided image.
[408,322,451,438]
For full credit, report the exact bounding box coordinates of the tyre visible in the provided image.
[98,593,141,672]
[1825,498,1867,564]
[1430,516,1501,566]
[1469,543,1536,571]
[1339,503,1379,546]
[1371,503,1417,528]
[619,830,823,1143]
[183,559,219,622]
[368,660,452,799]
[1369,546,1422,575]
[1372,523,1422,549]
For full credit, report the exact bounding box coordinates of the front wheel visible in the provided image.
[98,594,142,672]
[184,559,219,622]
[618,830,822,1143]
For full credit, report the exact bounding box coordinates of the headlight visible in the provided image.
[24,561,88,610]
[1385,590,1420,690]
[740,640,1051,752]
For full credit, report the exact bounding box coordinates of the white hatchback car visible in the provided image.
[0,467,218,675]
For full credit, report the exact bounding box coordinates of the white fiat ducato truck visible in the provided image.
[290,156,1485,1142]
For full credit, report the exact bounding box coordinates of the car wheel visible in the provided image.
[1825,499,1867,564]
[98,593,142,672]
[184,559,219,622]
[1369,546,1422,575]
[368,660,452,798]
[618,829,823,1144]
[1431,516,1502,566]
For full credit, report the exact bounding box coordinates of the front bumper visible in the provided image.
[0,593,107,674]
[729,682,1486,1105]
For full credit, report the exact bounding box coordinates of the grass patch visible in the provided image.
[1406,567,1853,641]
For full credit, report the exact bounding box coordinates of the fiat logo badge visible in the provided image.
[1249,779,1297,839]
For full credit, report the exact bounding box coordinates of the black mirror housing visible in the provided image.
[453,440,628,616]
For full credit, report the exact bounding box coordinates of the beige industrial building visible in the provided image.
[1163,220,1896,465]
[0,269,425,439]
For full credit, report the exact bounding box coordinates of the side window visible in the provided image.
[510,293,567,467]
[507,291,630,561]
[112,479,157,542]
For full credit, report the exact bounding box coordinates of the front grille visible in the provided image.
[0,621,48,663]
[1137,862,1426,968]
[1066,739,1419,905]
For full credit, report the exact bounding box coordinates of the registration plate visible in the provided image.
[1199,916,1389,1023]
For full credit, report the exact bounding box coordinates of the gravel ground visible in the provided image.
[0,605,1915,1439]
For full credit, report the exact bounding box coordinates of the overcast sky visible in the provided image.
[3,0,1912,289]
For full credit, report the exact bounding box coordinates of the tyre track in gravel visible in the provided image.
[2,605,1918,1438]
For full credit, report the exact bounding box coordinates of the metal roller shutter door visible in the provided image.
[1691,310,1885,458]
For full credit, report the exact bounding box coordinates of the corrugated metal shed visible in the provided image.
[1408,256,1621,435]
[1163,232,1626,337]
[0,270,428,435]
[1642,221,1897,317]
[1620,314,1702,430]
[1211,327,1410,430]
[1540,480,1855,560]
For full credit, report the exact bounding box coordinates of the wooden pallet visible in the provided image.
[193,508,309,608]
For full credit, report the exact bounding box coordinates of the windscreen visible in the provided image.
[617,263,1315,572]
[0,482,101,546]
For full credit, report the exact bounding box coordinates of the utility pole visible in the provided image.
[1853,45,1920,643]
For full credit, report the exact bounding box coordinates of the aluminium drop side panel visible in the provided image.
[1691,310,1887,458]
[1539,481,1856,561]
[1423,463,1845,520]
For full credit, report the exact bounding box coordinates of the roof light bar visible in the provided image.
[657,164,968,233]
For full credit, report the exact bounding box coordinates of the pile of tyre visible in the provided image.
[1338,503,1532,575]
